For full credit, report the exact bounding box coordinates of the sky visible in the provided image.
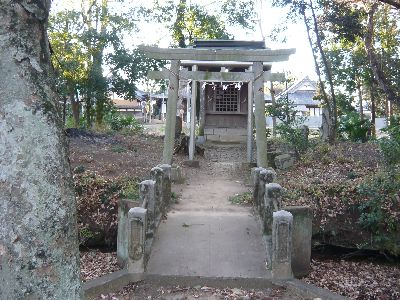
[51,0,317,81]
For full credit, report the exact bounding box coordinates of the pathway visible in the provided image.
[147,143,271,278]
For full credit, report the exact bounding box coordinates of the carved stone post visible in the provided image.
[258,168,277,214]
[150,167,164,223]
[264,183,282,235]
[139,180,156,236]
[252,167,276,213]
[127,207,147,274]
[272,210,293,279]
[157,164,172,208]
[251,167,264,209]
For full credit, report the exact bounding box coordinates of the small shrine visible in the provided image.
[139,40,295,167]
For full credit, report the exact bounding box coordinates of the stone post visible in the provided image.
[158,164,172,208]
[139,180,156,237]
[163,60,180,164]
[283,206,313,277]
[151,166,164,223]
[251,167,264,209]
[252,167,276,213]
[127,207,147,274]
[117,198,140,267]
[259,168,277,214]
[253,61,268,168]
[263,183,282,235]
[170,164,185,183]
[272,210,293,279]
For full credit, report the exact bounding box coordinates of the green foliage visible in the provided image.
[120,178,139,200]
[379,115,400,168]
[221,0,256,29]
[229,191,253,206]
[110,145,127,153]
[171,191,180,204]
[79,227,94,246]
[73,165,86,174]
[143,0,256,48]
[338,112,371,142]
[266,96,309,156]
[49,2,164,127]
[104,110,143,133]
[357,172,399,255]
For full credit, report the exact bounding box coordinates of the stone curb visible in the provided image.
[273,279,349,300]
[84,271,348,300]
[83,269,143,300]
[144,274,275,289]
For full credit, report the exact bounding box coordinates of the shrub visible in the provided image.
[379,115,400,169]
[104,110,143,133]
[357,172,400,255]
[338,112,370,142]
[266,96,309,157]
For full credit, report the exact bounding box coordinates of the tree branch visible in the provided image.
[377,0,400,10]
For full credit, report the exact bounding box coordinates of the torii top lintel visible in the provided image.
[138,45,296,63]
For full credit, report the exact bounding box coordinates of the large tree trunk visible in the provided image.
[0,2,82,299]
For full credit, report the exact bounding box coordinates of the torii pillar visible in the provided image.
[253,61,268,168]
[162,60,180,164]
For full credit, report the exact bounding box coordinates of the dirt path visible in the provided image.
[146,143,270,278]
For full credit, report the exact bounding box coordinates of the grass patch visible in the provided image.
[111,145,127,153]
[229,191,253,206]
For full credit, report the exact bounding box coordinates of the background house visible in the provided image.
[112,90,147,117]
[266,76,322,129]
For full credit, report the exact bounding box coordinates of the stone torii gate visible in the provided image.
[139,45,296,167]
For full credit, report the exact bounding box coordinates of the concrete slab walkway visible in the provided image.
[147,144,270,278]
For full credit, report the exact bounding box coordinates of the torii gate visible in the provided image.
[139,45,296,168]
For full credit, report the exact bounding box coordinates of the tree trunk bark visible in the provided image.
[365,3,399,107]
[270,81,277,137]
[94,0,107,127]
[301,6,334,143]
[309,1,337,142]
[71,92,80,127]
[0,2,82,299]
[370,83,376,137]
[357,81,364,120]
[173,0,187,48]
